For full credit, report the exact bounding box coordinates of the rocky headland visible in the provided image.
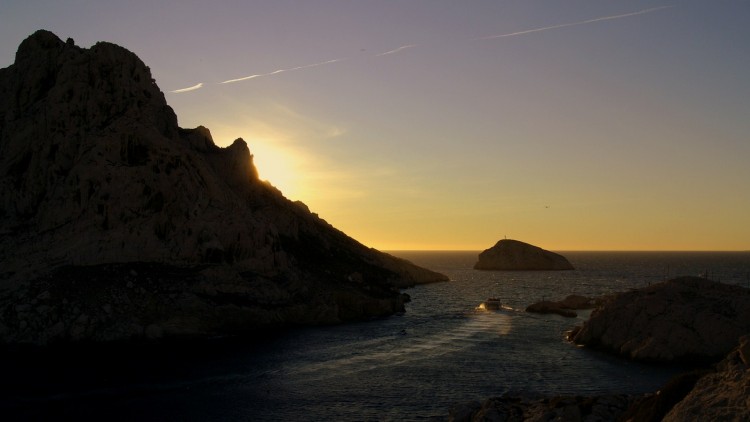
[473,239,574,271]
[0,30,447,346]
[570,276,750,363]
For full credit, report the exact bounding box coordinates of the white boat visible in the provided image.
[477,298,502,311]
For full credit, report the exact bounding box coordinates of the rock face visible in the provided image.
[0,30,447,345]
[473,239,574,271]
[571,277,750,363]
[663,336,750,421]
[619,369,712,422]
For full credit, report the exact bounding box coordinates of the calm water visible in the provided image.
[2,251,749,421]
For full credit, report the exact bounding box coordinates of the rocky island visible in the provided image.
[473,239,574,271]
[0,30,447,346]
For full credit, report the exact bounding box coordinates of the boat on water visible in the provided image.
[476,298,513,312]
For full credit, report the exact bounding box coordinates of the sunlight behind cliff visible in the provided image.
[206,127,306,201]
[188,101,352,204]
[246,136,303,199]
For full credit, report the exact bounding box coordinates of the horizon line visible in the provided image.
[383,248,750,253]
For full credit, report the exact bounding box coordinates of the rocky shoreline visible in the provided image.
[448,393,642,422]
[448,277,750,421]
[0,261,419,345]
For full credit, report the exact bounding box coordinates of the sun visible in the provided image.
[245,136,303,200]
[206,121,311,202]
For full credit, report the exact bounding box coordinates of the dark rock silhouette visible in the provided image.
[0,30,447,345]
[473,239,574,271]
[571,276,750,363]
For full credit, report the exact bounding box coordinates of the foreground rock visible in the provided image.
[571,276,750,363]
[525,295,600,318]
[448,394,639,422]
[0,30,447,345]
[618,370,712,422]
[447,337,750,421]
[662,335,750,421]
[474,239,574,271]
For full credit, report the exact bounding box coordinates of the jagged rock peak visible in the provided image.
[15,29,67,62]
[0,30,262,230]
[3,29,178,141]
[474,239,574,271]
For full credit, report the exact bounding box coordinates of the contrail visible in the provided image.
[376,44,417,57]
[220,58,343,84]
[175,6,673,90]
[170,82,203,93]
[475,5,674,41]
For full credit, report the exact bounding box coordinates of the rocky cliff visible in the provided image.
[662,335,750,421]
[0,30,447,345]
[473,239,574,271]
[571,276,750,363]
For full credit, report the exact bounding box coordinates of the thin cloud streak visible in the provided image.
[182,6,673,90]
[376,44,417,57]
[475,5,674,41]
[220,58,343,84]
[170,82,203,93]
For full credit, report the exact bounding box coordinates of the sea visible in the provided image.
[2,251,750,421]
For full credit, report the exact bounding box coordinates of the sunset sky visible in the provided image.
[2,1,749,251]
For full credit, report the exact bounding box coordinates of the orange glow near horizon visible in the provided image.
[199,133,750,253]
